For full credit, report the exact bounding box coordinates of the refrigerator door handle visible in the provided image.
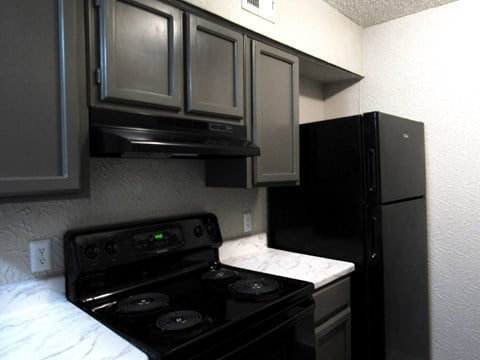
[370,216,377,260]
[368,148,377,193]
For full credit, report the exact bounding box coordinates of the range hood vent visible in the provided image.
[89,109,260,158]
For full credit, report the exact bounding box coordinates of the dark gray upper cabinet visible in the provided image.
[0,0,84,198]
[205,40,299,188]
[97,0,183,110]
[252,40,299,185]
[185,14,244,119]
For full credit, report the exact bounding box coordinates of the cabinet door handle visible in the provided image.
[368,148,377,192]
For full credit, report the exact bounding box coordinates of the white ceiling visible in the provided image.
[323,0,459,27]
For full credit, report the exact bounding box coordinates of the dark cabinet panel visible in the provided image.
[252,41,299,185]
[186,14,244,119]
[313,278,352,360]
[0,0,84,197]
[205,40,299,188]
[315,308,352,360]
[98,0,182,110]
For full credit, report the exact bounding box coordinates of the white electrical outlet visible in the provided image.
[243,212,252,233]
[30,239,52,273]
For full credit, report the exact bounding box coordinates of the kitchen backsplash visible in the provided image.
[0,158,266,286]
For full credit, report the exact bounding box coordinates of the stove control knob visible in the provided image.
[104,240,118,255]
[136,239,148,249]
[194,225,204,237]
[85,245,99,260]
[206,222,216,236]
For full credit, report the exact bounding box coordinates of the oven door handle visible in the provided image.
[217,302,315,360]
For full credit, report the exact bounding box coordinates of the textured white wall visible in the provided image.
[0,159,266,286]
[299,76,325,124]
[323,81,361,119]
[361,0,480,358]
[182,0,363,75]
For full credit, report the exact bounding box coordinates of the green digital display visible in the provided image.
[154,233,164,240]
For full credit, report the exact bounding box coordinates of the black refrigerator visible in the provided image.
[268,112,430,360]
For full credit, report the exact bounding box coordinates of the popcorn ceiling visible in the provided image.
[323,0,458,27]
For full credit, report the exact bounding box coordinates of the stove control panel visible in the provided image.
[65,214,222,273]
[133,227,183,252]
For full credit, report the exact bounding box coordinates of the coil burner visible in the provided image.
[153,310,213,341]
[156,310,203,331]
[202,269,238,284]
[230,278,281,301]
[116,293,170,313]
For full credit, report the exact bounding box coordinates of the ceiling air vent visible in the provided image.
[241,0,276,23]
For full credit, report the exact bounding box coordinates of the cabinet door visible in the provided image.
[252,41,299,185]
[315,308,352,360]
[98,0,182,110]
[0,0,83,197]
[186,14,244,119]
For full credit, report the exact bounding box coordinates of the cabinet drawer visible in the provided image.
[313,277,350,323]
[315,307,351,360]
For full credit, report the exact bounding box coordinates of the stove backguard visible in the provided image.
[64,213,222,302]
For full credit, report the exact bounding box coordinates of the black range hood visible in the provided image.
[89,108,260,158]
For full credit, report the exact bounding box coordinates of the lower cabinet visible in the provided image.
[313,277,351,360]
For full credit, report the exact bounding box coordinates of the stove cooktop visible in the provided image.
[64,213,314,360]
[87,265,309,356]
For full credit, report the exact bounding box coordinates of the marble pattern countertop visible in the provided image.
[0,233,353,360]
[0,276,147,360]
[220,233,355,289]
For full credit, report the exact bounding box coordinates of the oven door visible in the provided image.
[196,300,316,360]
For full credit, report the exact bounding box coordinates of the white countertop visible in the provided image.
[220,233,355,289]
[0,276,147,360]
[0,233,353,360]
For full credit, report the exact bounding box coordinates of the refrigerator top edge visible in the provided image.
[300,114,363,128]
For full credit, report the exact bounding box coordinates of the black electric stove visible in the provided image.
[64,213,315,359]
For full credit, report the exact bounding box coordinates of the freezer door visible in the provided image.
[370,198,430,360]
[363,112,425,204]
